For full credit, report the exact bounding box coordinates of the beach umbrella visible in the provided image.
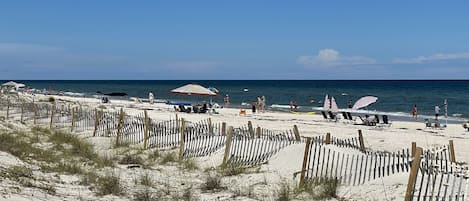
[352,96,378,110]
[2,81,18,87]
[323,94,331,111]
[331,96,339,113]
[170,84,217,96]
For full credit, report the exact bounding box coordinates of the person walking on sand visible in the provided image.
[260,96,266,113]
[412,104,418,119]
[148,91,154,104]
[435,105,440,120]
[224,94,230,108]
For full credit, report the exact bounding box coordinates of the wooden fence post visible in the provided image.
[208,118,213,135]
[449,140,456,163]
[93,109,99,137]
[143,110,150,149]
[256,126,261,138]
[222,122,226,136]
[293,125,301,141]
[325,133,331,144]
[358,130,365,152]
[222,126,234,167]
[70,107,75,132]
[20,101,24,123]
[405,147,422,201]
[299,137,312,187]
[33,104,37,125]
[248,121,254,137]
[6,97,9,119]
[116,108,124,146]
[49,103,55,129]
[178,118,186,160]
[411,142,416,157]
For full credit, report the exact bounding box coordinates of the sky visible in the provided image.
[1,1,469,80]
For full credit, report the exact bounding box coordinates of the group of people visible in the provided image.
[251,96,266,113]
[411,104,442,120]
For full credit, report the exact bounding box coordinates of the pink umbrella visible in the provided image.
[323,94,330,111]
[352,96,378,110]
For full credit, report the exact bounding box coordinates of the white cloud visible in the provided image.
[297,49,375,67]
[393,52,469,64]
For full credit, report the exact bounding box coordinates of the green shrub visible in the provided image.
[276,182,291,201]
[160,152,177,165]
[95,173,124,196]
[301,177,339,200]
[181,158,198,171]
[119,154,144,165]
[201,173,224,192]
[133,188,160,201]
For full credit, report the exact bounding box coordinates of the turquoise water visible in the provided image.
[8,80,469,121]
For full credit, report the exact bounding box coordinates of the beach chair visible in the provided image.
[347,112,354,121]
[321,111,328,120]
[424,119,432,128]
[342,112,349,120]
[328,111,336,121]
[374,115,380,124]
[382,115,389,124]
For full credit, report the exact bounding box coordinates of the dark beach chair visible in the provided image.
[342,112,349,120]
[328,111,336,120]
[374,115,380,124]
[382,115,389,124]
[179,105,186,112]
[424,119,432,128]
[321,111,328,120]
[347,112,353,121]
[192,106,199,113]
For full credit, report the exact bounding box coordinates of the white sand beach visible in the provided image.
[1,94,468,201]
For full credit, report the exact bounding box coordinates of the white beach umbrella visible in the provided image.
[2,81,18,87]
[323,94,330,111]
[331,96,339,113]
[352,96,378,110]
[170,84,217,96]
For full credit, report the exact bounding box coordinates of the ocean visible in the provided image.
[7,80,469,122]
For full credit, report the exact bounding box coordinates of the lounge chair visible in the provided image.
[374,115,380,124]
[342,112,349,120]
[192,106,199,113]
[347,112,353,121]
[424,119,432,128]
[321,111,328,120]
[328,111,336,120]
[382,115,389,124]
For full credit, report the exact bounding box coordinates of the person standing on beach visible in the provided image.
[224,94,230,108]
[435,105,440,120]
[412,104,418,119]
[289,98,294,112]
[260,96,266,113]
[256,96,261,113]
[348,100,353,108]
[148,91,154,104]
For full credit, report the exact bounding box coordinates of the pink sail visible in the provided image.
[331,96,339,113]
[323,94,330,111]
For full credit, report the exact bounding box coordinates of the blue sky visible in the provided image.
[1,1,468,79]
